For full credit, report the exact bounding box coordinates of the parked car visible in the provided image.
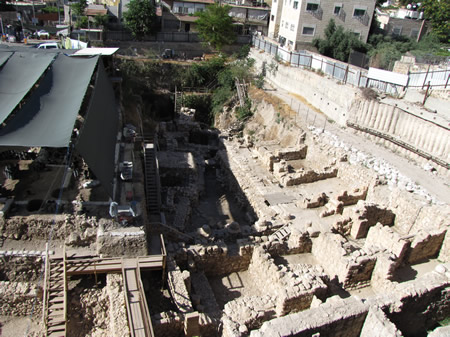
[35,30,49,39]
[33,42,60,49]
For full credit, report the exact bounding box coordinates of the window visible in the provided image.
[274,0,277,2]
[306,3,319,11]
[352,32,361,39]
[334,4,342,15]
[392,26,402,36]
[302,25,315,35]
[176,6,183,13]
[353,8,366,17]
[293,1,298,9]
[285,21,289,28]
[281,20,284,27]
[271,14,274,21]
[290,24,295,31]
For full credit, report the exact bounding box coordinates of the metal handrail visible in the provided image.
[42,244,50,330]
[136,259,155,336]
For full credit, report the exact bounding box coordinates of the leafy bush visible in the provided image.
[236,98,253,120]
[183,95,213,124]
[313,19,368,62]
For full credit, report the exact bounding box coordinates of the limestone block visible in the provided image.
[407,228,447,264]
[348,201,395,239]
[360,307,403,337]
[365,224,410,261]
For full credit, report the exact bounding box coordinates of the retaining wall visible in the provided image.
[349,99,450,170]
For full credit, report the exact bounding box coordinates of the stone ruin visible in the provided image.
[0,86,449,337]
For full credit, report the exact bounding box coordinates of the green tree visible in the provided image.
[124,0,156,39]
[420,0,450,42]
[94,14,109,28]
[196,4,236,50]
[71,0,87,17]
[313,19,368,62]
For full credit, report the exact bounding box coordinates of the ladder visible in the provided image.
[269,225,291,242]
[43,255,67,337]
[144,144,160,214]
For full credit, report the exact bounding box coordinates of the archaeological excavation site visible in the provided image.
[0,45,449,337]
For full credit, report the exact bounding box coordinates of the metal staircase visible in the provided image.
[144,143,161,215]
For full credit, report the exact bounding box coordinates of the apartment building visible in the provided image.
[268,0,376,49]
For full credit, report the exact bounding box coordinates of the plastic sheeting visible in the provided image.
[0,54,99,147]
[0,52,56,124]
[75,59,119,198]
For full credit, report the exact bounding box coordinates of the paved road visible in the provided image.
[265,81,450,204]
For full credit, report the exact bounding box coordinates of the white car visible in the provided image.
[34,42,59,49]
[36,30,50,38]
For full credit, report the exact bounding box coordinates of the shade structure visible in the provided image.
[0,51,56,125]
[0,54,99,147]
[0,51,13,67]
[75,59,119,198]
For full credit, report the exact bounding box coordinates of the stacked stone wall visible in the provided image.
[0,281,42,316]
[312,232,376,289]
[249,297,368,337]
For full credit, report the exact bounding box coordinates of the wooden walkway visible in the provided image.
[123,259,155,337]
[43,241,165,337]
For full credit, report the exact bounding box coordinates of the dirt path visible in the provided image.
[265,84,450,204]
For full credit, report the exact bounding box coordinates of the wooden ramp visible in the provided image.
[65,255,164,275]
[43,254,68,337]
[123,259,154,337]
[42,240,166,337]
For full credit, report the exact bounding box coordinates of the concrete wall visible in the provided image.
[250,49,356,125]
[349,99,450,170]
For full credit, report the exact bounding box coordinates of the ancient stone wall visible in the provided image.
[360,307,403,337]
[0,256,43,282]
[249,297,368,337]
[0,281,42,316]
[96,228,147,257]
[375,264,450,336]
[342,201,395,239]
[152,311,184,337]
[167,257,194,314]
[365,224,410,262]
[312,232,376,289]
[407,228,447,264]
[248,247,327,316]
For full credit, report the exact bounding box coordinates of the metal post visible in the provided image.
[344,65,349,84]
[422,65,430,89]
[445,73,449,89]
[422,81,431,106]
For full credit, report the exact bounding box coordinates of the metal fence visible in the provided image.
[252,36,450,93]
[408,68,450,88]
[252,36,369,88]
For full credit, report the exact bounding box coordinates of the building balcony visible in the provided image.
[306,6,323,20]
